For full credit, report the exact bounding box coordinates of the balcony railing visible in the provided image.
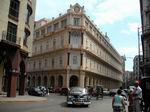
[143,24,150,34]
[144,57,150,65]
[1,31,21,45]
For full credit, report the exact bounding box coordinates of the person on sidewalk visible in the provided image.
[112,89,126,112]
[132,80,142,112]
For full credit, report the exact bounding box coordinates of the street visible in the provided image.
[0,93,113,112]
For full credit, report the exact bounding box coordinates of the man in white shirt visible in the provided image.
[133,80,142,112]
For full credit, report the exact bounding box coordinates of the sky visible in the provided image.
[35,0,141,71]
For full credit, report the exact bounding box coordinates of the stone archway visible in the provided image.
[58,75,63,87]
[69,75,78,87]
[38,76,41,86]
[84,77,87,87]
[28,76,31,87]
[50,76,55,87]
[19,61,26,95]
[3,58,12,93]
[43,76,47,87]
[32,76,35,87]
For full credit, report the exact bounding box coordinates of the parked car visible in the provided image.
[48,86,54,93]
[109,89,118,96]
[28,87,45,96]
[103,88,110,96]
[67,87,91,107]
[54,86,61,93]
[36,86,48,96]
[60,87,70,95]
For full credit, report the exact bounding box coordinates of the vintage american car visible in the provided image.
[66,87,91,107]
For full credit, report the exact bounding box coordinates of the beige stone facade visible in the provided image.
[0,0,36,96]
[28,3,123,89]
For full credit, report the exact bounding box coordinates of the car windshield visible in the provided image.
[70,87,87,93]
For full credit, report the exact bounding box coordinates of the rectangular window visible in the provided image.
[53,38,56,48]
[74,18,80,26]
[85,21,88,27]
[33,62,36,69]
[52,58,54,68]
[46,42,49,50]
[73,56,78,64]
[39,61,41,69]
[47,25,52,33]
[25,5,32,25]
[41,28,45,36]
[54,22,59,30]
[40,45,42,52]
[36,31,40,38]
[7,22,17,43]
[45,59,47,67]
[61,19,67,28]
[61,37,64,47]
[9,0,20,19]
[67,53,70,65]
[59,56,62,67]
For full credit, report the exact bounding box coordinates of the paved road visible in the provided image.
[0,93,114,112]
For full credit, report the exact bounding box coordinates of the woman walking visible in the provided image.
[112,89,126,112]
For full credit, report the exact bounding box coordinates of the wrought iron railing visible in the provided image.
[1,30,21,45]
[143,24,150,34]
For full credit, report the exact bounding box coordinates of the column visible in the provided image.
[64,70,70,88]
[7,49,20,97]
[79,71,85,88]
[86,76,89,87]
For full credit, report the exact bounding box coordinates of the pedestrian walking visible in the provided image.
[132,80,142,112]
[128,89,134,112]
[112,89,126,112]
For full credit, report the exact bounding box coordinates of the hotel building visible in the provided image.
[27,3,123,89]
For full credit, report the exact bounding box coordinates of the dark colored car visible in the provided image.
[67,87,91,107]
[60,87,70,95]
[54,86,61,93]
[48,86,54,93]
[28,86,47,96]
[28,87,44,96]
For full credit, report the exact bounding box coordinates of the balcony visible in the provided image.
[142,24,150,35]
[140,57,150,68]
[145,5,150,13]
[1,31,21,47]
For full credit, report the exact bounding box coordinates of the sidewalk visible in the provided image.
[0,94,47,103]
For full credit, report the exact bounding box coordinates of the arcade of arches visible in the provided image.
[28,71,121,89]
[0,48,28,97]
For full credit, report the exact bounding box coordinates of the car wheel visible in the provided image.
[85,105,89,107]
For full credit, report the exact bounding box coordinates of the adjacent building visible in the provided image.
[139,0,150,77]
[27,3,123,89]
[133,55,143,80]
[0,0,36,97]
[124,71,134,88]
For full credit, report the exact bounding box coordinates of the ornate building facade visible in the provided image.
[140,0,150,77]
[27,3,123,89]
[0,0,36,97]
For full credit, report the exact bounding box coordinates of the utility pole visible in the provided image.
[138,27,142,80]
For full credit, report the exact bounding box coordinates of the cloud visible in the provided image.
[92,0,140,25]
[118,47,138,57]
[35,0,140,26]
[128,22,141,32]
[120,30,131,35]
[120,22,141,35]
